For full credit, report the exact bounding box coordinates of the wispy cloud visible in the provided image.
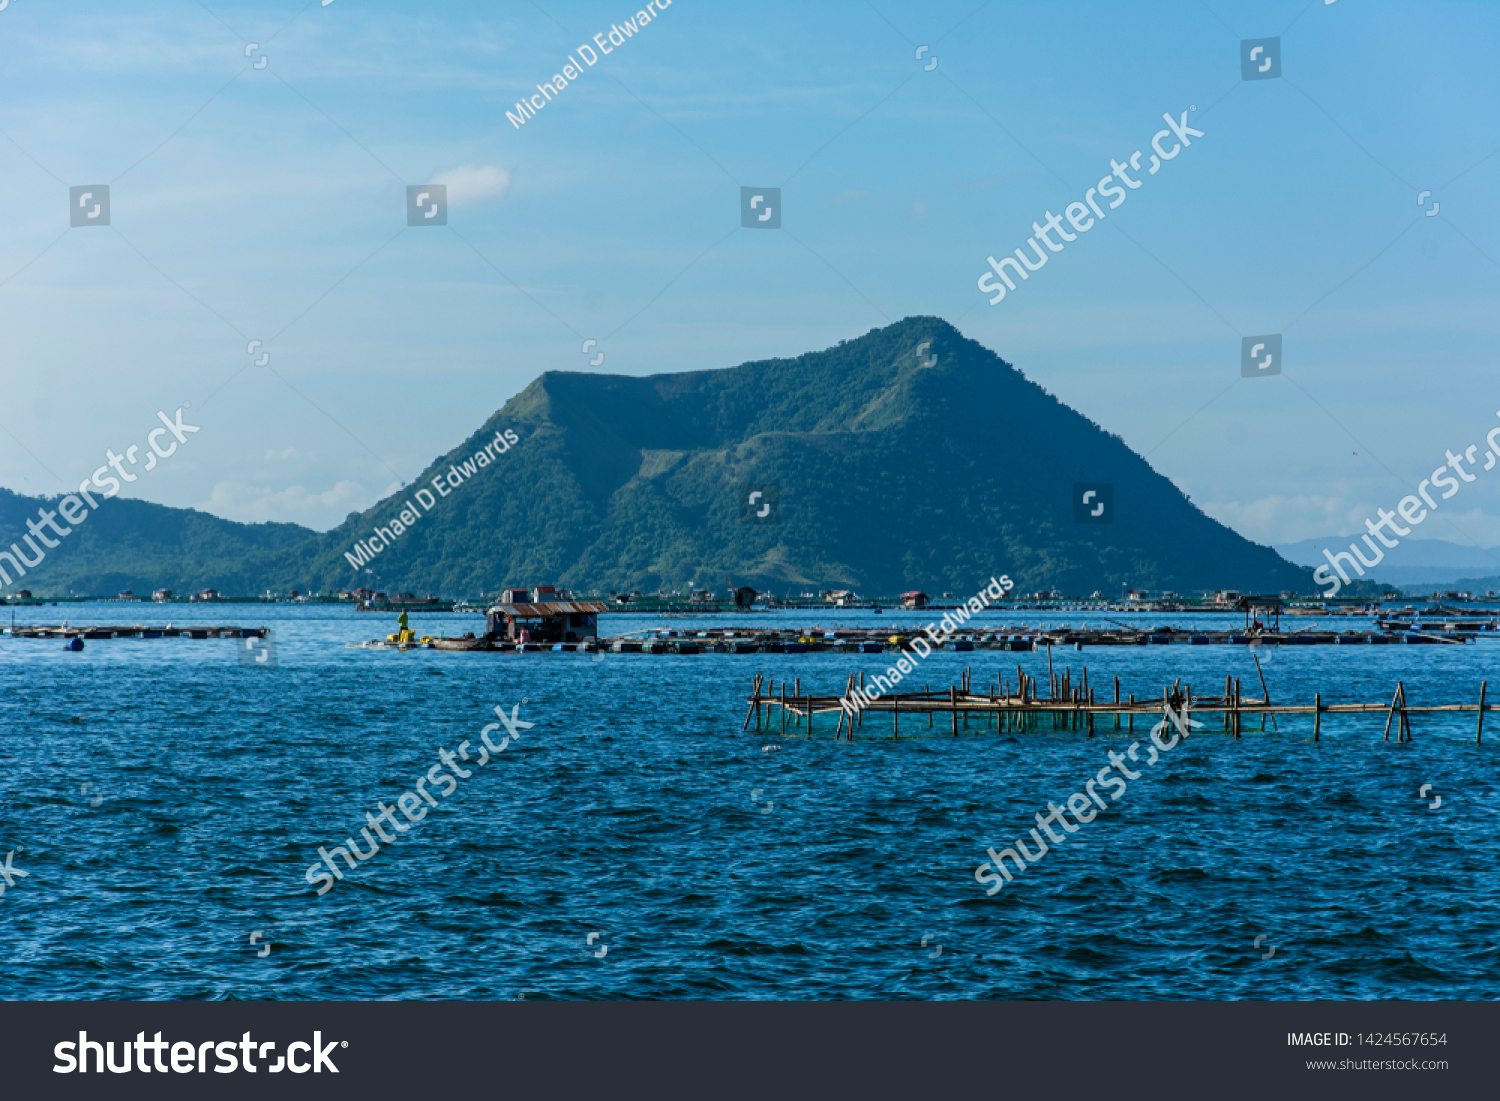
[200,479,368,529]
[431,164,510,206]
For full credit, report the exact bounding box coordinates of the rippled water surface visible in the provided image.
[2,604,1498,1000]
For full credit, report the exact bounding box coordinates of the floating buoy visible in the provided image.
[67,638,84,651]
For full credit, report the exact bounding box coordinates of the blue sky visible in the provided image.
[2,0,1499,557]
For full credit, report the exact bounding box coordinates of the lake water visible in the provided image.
[2,603,1497,1000]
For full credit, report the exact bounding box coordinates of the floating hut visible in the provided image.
[484,588,610,645]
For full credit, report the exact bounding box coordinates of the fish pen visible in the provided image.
[743,667,1496,744]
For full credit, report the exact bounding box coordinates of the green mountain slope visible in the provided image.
[1,317,1312,598]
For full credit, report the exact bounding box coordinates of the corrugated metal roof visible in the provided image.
[489,602,611,617]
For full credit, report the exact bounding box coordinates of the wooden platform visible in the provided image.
[743,664,1495,745]
[5,625,268,640]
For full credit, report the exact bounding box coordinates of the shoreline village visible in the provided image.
[506,0,675,131]
[840,575,1014,720]
[344,429,520,571]
[976,108,1204,307]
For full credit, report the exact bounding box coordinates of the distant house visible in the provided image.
[14,589,32,599]
[485,588,610,645]
[824,590,854,604]
[731,586,758,609]
[689,589,715,603]
[389,592,440,606]
[1235,595,1284,633]
[153,589,173,602]
[117,590,135,600]
[901,591,928,610]
[1127,590,1150,602]
[192,589,220,602]
[1212,590,1242,605]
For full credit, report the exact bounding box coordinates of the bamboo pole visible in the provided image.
[1313,691,1321,742]
[743,674,763,730]
[1479,681,1487,744]
[950,686,959,736]
[1383,683,1400,742]
[1251,650,1276,732]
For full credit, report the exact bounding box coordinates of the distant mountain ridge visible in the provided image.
[1276,534,1500,589]
[1,317,1312,597]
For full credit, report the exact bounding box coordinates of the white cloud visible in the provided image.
[199,480,370,530]
[265,447,297,461]
[431,164,510,206]
[1198,494,1371,546]
[1203,493,1500,549]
